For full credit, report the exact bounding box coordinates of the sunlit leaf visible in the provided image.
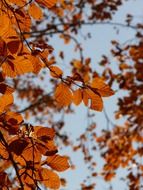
[29,3,43,20]
[73,89,82,105]
[49,65,63,78]
[90,77,114,97]
[36,127,55,141]
[83,89,103,111]
[2,56,33,77]
[36,0,57,8]
[46,154,70,171]
[38,168,60,189]
[55,83,73,106]
[0,94,13,114]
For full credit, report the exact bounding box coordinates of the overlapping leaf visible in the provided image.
[36,0,57,8]
[46,154,70,171]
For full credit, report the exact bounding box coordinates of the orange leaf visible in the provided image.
[0,142,9,159]
[36,127,55,141]
[5,111,23,125]
[13,9,31,33]
[0,13,10,38]
[36,0,57,8]
[0,83,14,94]
[90,77,114,97]
[2,56,33,77]
[73,89,82,105]
[46,154,70,172]
[83,89,103,111]
[29,3,43,20]
[28,55,44,74]
[104,172,116,181]
[36,140,58,156]
[38,168,60,189]
[55,83,73,106]
[19,168,35,185]
[49,65,63,78]
[0,94,13,114]
[8,0,27,6]
[15,143,41,166]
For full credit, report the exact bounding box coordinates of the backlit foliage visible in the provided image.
[0,0,142,189]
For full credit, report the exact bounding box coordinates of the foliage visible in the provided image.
[0,0,143,190]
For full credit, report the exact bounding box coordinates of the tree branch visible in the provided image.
[0,131,24,189]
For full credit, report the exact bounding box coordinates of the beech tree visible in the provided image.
[0,0,143,189]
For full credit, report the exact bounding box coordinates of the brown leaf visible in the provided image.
[73,89,82,105]
[36,127,55,141]
[7,40,20,54]
[49,65,63,78]
[55,83,73,106]
[9,139,29,156]
[90,77,114,97]
[83,89,103,111]
[0,94,13,114]
[29,3,43,20]
[36,0,57,8]
[38,168,60,189]
[46,154,70,172]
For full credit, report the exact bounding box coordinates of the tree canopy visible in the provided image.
[0,0,143,189]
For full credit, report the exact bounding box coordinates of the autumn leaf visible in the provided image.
[0,142,9,159]
[8,0,27,6]
[104,172,116,181]
[36,0,57,8]
[15,142,42,166]
[29,3,43,20]
[8,138,29,156]
[38,168,60,189]
[83,89,103,111]
[46,154,70,172]
[36,127,55,141]
[0,39,7,57]
[0,172,11,187]
[49,65,63,78]
[0,13,10,38]
[73,89,82,105]
[90,77,114,97]
[7,40,20,54]
[19,168,35,186]
[0,83,14,94]
[36,139,58,156]
[28,54,44,74]
[14,9,31,33]
[2,55,33,77]
[0,94,13,114]
[55,83,73,106]
[5,111,23,125]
